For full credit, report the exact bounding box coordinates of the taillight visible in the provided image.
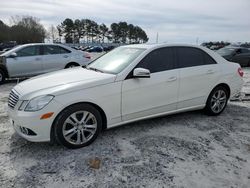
[84,52,91,59]
[238,67,244,77]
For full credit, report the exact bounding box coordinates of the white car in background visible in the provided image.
[0,43,91,84]
[7,44,243,149]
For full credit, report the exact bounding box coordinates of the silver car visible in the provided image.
[0,43,91,84]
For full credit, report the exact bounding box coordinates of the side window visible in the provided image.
[177,47,204,68]
[136,47,175,73]
[16,46,40,57]
[241,49,249,54]
[203,52,217,65]
[43,46,58,55]
[43,45,70,55]
[59,46,71,54]
[235,49,242,54]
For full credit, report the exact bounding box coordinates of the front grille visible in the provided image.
[8,89,20,109]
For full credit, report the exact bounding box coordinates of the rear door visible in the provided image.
[6,45,43,77]
[176,47,220,109]
[121,47,179,121]
[41,45,72,73]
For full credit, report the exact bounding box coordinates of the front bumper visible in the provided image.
[8,100,63,142]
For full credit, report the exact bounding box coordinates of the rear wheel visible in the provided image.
[205,86,229,116]
[54,104,102,149]
[0,69,6,85]
[65,63,79,69]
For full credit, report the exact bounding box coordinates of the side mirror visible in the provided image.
[8,52,17,58]
[133,68,150,78]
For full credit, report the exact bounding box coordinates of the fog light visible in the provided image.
[19,126,37,136]
[20,127,29,135]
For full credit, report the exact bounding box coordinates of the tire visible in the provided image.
[0,69,6,85]
[54,103,102,149]
[204,86,229,116]
[65,63,79,69]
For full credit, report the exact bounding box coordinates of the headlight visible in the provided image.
[22,95,54,112]
[18,100,29,111]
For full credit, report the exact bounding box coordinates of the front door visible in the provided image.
[121,47,179,121]
[6,45,43,77]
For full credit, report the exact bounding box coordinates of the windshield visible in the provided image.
[1,45,22,56]
[217,48,235,56]
[87,47,145,74]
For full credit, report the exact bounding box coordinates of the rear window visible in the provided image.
[177,47,216,68]
[43,45,71,55]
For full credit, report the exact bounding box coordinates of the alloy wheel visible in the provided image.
[62,111,97,145]
[210,89,227,113]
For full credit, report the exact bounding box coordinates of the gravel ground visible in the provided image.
[0,68,250,188]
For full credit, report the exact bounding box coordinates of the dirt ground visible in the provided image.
[0,68,250,188]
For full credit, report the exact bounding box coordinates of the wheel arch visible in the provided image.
[0,65,9,78]
[65,62,80,68]
[50,101,107,143]
[213,83,231,97]
[206,83,231,105]
[204,83,231,115]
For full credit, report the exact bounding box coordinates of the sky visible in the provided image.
[0,0,250,44]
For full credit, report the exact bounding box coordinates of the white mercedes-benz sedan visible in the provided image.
[7,44,244,149]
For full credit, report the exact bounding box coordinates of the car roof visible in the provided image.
[122,43,207,50]
[0,43,74,56]
[223,46,249,50]
[18,43,67,47]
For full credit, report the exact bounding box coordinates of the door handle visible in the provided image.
[206,70,215,74]
[63,55,69,58]
[167,76,177,82]
[35,57,41,61]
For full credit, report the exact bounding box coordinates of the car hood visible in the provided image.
[13,67,116,99]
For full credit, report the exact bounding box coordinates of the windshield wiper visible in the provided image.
[86,67,104,73]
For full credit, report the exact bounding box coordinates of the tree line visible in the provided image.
[0,16,149,45]
[0,16,46,44]
[57,18,148,44]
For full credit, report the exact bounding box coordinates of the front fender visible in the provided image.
[0,63,9,78]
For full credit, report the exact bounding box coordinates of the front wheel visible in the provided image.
[54,104,102,149]
[205,86,229,116]
[0,69,6,85]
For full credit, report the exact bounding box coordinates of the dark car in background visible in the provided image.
[0,41,17,51]
[87,46,103,53]
[81,46,93,51]
[217,47,250,67]
[103,45,115,52]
